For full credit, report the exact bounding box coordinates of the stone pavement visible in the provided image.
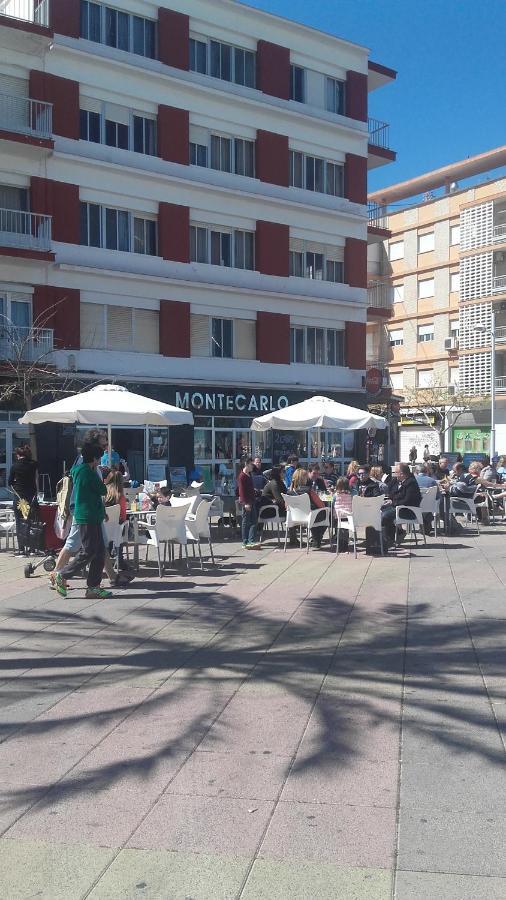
[0,526,505,900]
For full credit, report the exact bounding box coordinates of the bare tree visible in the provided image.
[402,381,489,452]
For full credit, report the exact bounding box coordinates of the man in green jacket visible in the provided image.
[55,443,111,599]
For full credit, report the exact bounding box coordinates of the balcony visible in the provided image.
[495,325,506,344]
[494,224,506,243]
[0,92,52,140]
[0,208,52,252]
[367,281,392,316]
[0,325,53,361]
[368,203,389,230]
[368,117,391,150]
[493,274,506,293]
[496,377,506,393]
[0,0,49,28]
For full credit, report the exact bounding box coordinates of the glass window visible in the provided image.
[190,142,208,167]
[133,217,156,256]
[418,232,435,253]
[190,225,208,263]
[235,431,251,459]
[290,65,305,102]
[305,252,324,280]
[234,138,255,177]
[211,318,233,358]
[210,134,232,172]
[326,260,344,283]
[450,224,460,245]
[289,151,304,188]
[418,369,434,388]
[389,329,404,346]
[210,230,231,267]
[190,38,207,73]
[194,428,213,459]
[389,240,404,261]
[215,430,233,459]
[80,109,101,143]
[81,1,101,42]
[133,116,156,155]
[290,326,304,363]
[450,272,460,292]
[418,323,435,342]
[289,251,304,278]
[234,230,254,270]
[326,77,345,115]
[392,283,404,302]
[418,278,435,299]
[326,162,343,197]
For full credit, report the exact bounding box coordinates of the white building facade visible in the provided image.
[0,0,395,488]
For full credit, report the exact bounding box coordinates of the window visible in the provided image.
[450,271,460,292]
[390,372,403,390]
[389,328,404,346]
[325,76,345,115]
[234,138,255,177]
[80,109,101,143]
[289,151,344,196]
[0,293,31,340]
[417,369,433,388]
[290,326,344,366]
[105,118,128,150]
[80,303,158,353]
[211,318,233,358]
[449,367,460,386]
[389,240,404,261]
[190,225,254,269]
[418,323,434,343]
[305,252,324,280]
[418,277,435,299]
[392,283,404,302]
[190,142,208,167]
[210,134,232,172]
[326,259,344,283]
[133,116,156,156]
[450,319,460,337]
[191,38,255,87]
[418,232,435,253]
[80,2,156,58]
[290,65,305,102]
[80,202,157,255]
[289,244,343,283]
[450,224,460,245]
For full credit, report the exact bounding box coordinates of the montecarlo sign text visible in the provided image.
[175,390,289,414]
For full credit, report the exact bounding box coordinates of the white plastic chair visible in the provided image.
[184,481,204,497]
[394,505,425,545]
[208,496,224,539]
[258,503,283,546]
[351,495,385,557]
[283,494,331,553]
[102,504,123,570]
[419,485,440,536]
[145,502,191,575]
[449,493,480,532]
[171,494,202,516]
[185,498,214,568]
[335,508,356,556]
[0,509,16,551]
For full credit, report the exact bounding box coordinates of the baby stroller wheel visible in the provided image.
[43,557,56,572]
[24,563,34,578]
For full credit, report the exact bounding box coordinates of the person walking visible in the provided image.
[8,445,38,555]
[55,443,111,599]
[237,457,260,549]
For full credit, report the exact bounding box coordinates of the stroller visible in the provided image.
[20,498,64,578]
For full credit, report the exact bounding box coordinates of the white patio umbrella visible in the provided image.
[19,383,193,467]
[251,395,387,459]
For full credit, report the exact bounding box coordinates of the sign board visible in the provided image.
[169,467,187,491]
[452,427,490,456]
[444,452,461,467]
[147,462,167,482]
[463,453,488,469]
[365,367,382,396]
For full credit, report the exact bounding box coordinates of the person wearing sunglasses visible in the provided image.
[357,465,382,498]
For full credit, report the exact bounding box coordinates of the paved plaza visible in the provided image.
[0,527,505,900]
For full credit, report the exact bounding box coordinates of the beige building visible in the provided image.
[367,147,506,456]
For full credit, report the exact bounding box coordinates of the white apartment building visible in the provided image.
[366,148,506,459]
[0,0,395,489]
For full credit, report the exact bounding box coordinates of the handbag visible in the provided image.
[12,489,31,520]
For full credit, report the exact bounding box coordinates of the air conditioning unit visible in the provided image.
[444,336,459,350]
[447,385,456,396]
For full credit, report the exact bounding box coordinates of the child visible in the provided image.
[156,486,172,507]
[55,443,111,599]
[333,477,353,516]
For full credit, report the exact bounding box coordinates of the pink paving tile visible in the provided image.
[281,752,399,807]
[198,693,313,754]
[167,749,292,800]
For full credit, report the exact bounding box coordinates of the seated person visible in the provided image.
[260,466,287,514]
[284,455,300,488]
[414,463,438,490]
[381,463,421,546]
[370,466,389,494]
[323,461,338,489]
[435,457,450,480]
[308,464,326,493]
[357,464,382,497]
[155,486,172,507]
[104,471,127,522]
[289,468,327,550]
[333,477,353,515]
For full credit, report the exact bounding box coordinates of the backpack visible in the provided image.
[54,474,73,539]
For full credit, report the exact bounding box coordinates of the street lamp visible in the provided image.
[473,312,496,458]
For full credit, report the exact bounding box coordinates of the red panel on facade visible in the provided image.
[257,311,290,364]
[51,0,80,38]
[31,177,80,244]
[346,70,368,122]
[345,322,366,370]
[29,71,80,140]
[157,105,189,164]
[344,237,367,289]
[255,221,289,277]
[158,8,189,70]
[33,285,80,350]
[158,203,190,262]
[256,40,290,100]
[256,130,289,187]
[344,153,367,205]
[159,300,190,357]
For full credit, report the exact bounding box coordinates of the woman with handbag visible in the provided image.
[8,444,38,555]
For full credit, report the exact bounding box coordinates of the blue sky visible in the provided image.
[244,0,506,192]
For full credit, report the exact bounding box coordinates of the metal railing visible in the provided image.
[496,377,506,392]
[367,281,392,309]
[0,93,52,139]
[0,325,53,360]
[368,116,391,150]
[0,0,49,27]
[494,224,506,242]
[493,274,506,293]
[368,202,389,229]
[495,326,506,343]
[0,208,52,251]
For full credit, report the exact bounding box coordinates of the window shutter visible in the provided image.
[104,102,130,125]
[326,245,344,262]
[234,319,256,359]
[80,96,103,114]
[80,303,105,349]
[107,305,133,349]
[0,75,28,97]
[289,238,305,254]
[135,309,159,353]
[0,75,29,132]
[304,240,325,255]
[189,125,209,145]
[191,314,210,356]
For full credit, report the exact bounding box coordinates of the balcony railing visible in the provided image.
[493,274,506,293]
[368,202,389,230]
[494,224,506,243]
[0,208,51,252]
[0,93,52,139]
[368,117,391,150]
[0,0,49,27]
[496,377,506,392]
[495,326,506,343]
[0,325,53,361]
[367,281,392,309]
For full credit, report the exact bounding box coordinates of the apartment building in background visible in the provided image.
[0,0,396,489]
[366,147,506,459]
